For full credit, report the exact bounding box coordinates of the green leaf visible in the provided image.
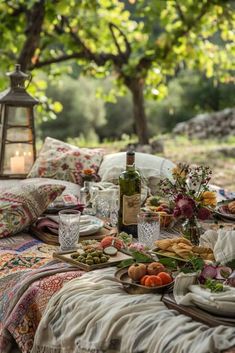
[158,257,178,269]
[189,256,204,272]
[117,258,135,268]
[130,250,153,263]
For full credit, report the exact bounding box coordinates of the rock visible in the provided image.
[173,108,235,139]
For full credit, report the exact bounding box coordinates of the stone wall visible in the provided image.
[173,108,235,139]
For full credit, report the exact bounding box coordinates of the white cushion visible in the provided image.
[98,152,175,195]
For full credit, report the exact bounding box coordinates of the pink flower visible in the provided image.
[175,196,195,219]
[173,206,181,217]
[197,207,211,220]
[180,203,194,218]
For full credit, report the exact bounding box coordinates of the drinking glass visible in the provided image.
[137,212,160,248]
[58,210,81,251]
[95,189,119,225]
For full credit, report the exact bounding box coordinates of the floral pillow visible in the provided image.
[27,137,104,185]
[0,183,65,238]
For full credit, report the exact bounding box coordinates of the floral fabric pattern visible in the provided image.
[0,233,84,353]
[27,137,104,185]
[0,184,65,238]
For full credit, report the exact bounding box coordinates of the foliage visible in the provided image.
[39,76,106,141]
[0,0,234,143]
[146,70,235,133]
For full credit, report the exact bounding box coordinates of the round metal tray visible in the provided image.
[115,267,174,294]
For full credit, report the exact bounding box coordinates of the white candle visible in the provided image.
[10,152,25,174]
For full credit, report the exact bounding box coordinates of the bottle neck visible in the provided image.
[126,163,135,172]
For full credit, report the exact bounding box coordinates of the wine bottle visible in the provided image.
[118,151,141,237]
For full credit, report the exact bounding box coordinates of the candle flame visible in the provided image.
[16,151,19,156]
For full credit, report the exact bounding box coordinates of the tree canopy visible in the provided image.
[0,0,234,143]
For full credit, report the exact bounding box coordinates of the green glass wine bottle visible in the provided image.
[118,151,141,238]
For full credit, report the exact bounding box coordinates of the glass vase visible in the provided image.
[182,216,202,245]
[80,181,91,207]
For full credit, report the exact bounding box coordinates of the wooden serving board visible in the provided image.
[162,292,235,327]
[30,225,116,245]
[53,250,132,271]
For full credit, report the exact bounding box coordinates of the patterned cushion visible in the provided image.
[27,137,104,185]
[0,184,65,238]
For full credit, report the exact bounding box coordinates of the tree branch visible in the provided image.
[54,16,129,68]
[29,53,85,69]
[108,23,131,61]
[175,0,186,23]
[136,0,212,73]
[18,0,45,70]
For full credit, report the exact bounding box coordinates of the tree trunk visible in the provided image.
[18,0,45,71]
[127,78,149,145]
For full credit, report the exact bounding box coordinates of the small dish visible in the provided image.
[214,201,235,221]
[115,267,174,294]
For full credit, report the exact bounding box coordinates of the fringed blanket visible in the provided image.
[32,268,235,353]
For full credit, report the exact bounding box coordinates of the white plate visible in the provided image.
[214,202,235,221]
[79,215,104,236]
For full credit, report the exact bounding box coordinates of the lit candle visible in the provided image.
[10,151,25,174]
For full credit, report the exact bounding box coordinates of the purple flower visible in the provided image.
[197,207,211,220]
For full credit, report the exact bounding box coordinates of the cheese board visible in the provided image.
[53,250,132,271]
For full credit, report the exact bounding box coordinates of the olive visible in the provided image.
[100,256,108,263]
[93,257,101,264]
[90,252,98,257]
[86,259,94,265]
[78,256,85,262]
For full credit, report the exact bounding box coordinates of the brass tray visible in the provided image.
[53,250,132,272]
[115,267,174,294]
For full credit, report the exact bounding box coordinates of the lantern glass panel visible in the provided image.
[6,127,33,143]
[7,106,32,126]
[3,143,34,175]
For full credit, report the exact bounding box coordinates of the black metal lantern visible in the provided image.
[0,64,38,178]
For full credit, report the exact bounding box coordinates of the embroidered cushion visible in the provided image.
[0,178,81,206]
[27,137,104,185]
[98,152,175,195]
[0,183,65,238]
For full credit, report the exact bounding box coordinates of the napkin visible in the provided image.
[178,284,235,314]
[200,229,235,264]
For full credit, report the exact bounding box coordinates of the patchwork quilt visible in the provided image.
[0,233,84,353]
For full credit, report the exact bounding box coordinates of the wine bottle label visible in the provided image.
[122,194,141,225]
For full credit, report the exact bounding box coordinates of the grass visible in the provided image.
[66,134,235,191]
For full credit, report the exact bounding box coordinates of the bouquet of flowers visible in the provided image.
[160,163,217,222]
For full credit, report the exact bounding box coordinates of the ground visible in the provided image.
[160,136,235,191]
[99,135,235,191]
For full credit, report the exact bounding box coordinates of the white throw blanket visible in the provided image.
[31,268,235,353]
[200,229,235,264]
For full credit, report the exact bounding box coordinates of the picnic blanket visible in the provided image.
[32,268,235,353]
[0,233,84,353]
